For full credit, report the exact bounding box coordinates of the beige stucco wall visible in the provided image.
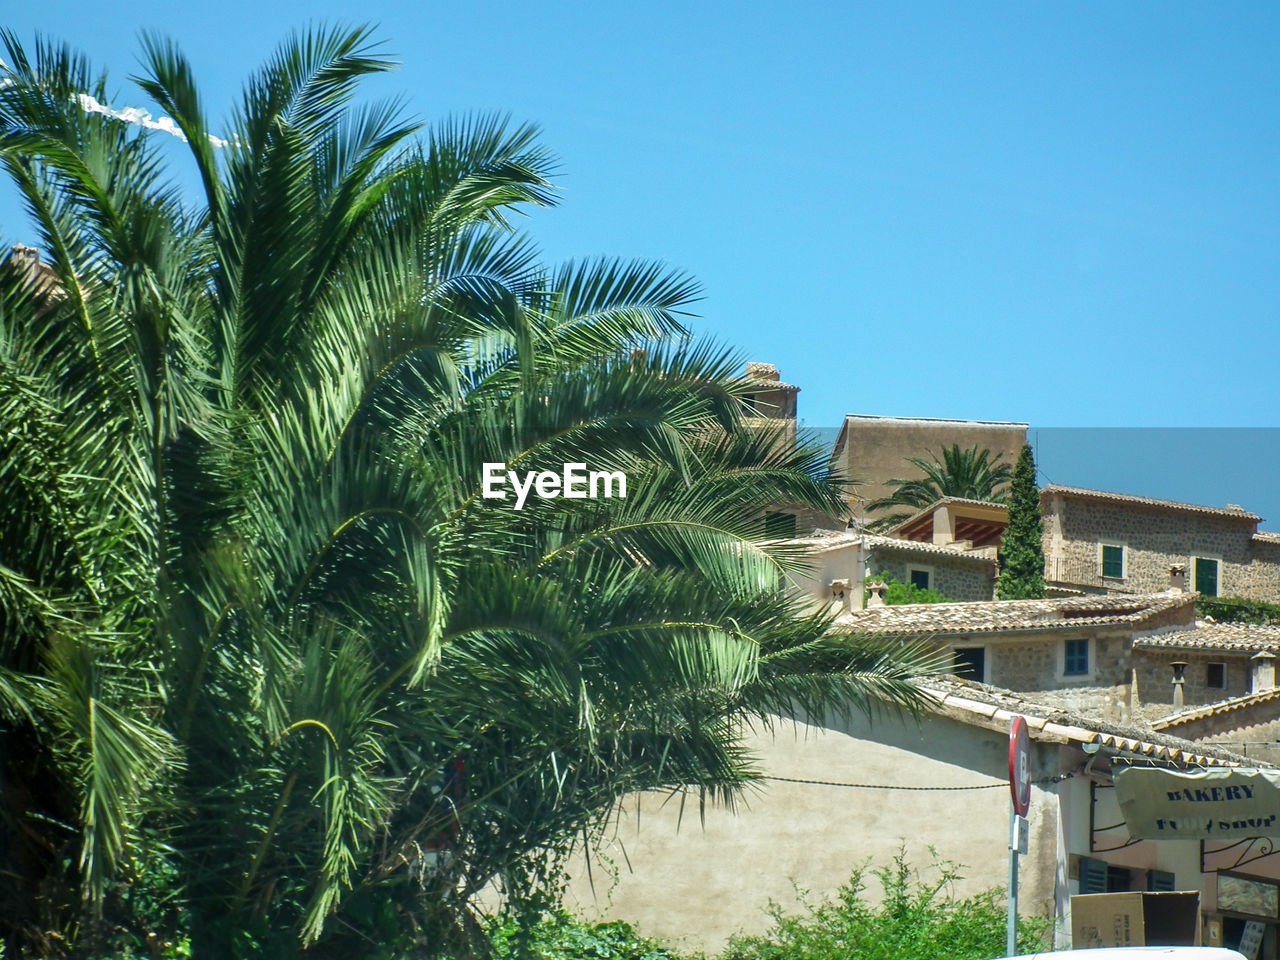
[784,542,865,614]
[1043,494,1278,601]
[562,710,1058,953]
[832,416,1027,518]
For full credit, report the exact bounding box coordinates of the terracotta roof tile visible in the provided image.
[1151,687,1280,730]
[919,676,1249,767]
[783,531,997,564]
[1133,621,1280,654]
[1042,484,1262,523]
[833,592,1195,636]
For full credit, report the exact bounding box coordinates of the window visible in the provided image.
[909,568,932,591]
[1147,869,1176,892]
[1194,557,1219,597]
[1064,638,1090,676]
[1207,662,1226,690]
[952,647,985,682]
[1218,873,1280,918]
[763,511,796,539]
[1100,543,1125,579]
[1079,857,1132,894]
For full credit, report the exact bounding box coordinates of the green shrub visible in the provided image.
[487,910,694,960]
[721,850,1050,960]
[1199,596,1280,625]
[865,572,952,605]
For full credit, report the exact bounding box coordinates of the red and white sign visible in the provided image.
[1009,716,1031,817]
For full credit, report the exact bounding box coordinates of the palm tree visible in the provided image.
[864,444,1013,532]
[0,28,937,957]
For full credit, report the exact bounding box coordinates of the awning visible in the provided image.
[1114,766,1280,840]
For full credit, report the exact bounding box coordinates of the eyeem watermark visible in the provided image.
[482,463,627,510]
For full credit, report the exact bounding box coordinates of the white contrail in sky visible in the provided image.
[0,70,228,148]
[73,92,228,148]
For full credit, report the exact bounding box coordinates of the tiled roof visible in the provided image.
[1133,621,1280,655]
[1041,484,1263,523]
[1151,687,1280,731]
[863,533,998,563]
[920,676,1247,767]
[883,497,1008,535]
[833,592,1195,637]
[1253,531,1280,544]
[742,362,799,392]
[783,531,997,564]
[840,414,1028,428]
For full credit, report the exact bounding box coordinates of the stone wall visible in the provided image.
[1243,537,1280,598]
[1042,494,1278,601]
[867,548,995,602]
[832,416,1026,511]
[941,632,1132,717]
[1155,699,1280,766]
[1131,649,1253,716]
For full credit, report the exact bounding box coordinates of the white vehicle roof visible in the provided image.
[1016,950,1246,960]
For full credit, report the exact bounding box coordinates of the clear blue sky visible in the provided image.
[4,3,1278,516]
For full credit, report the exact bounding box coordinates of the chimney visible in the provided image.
[866,581,888,608]
[1168,563,1188,593]
[1252,650,1276,694]
[1171,660,1188,709]
[745,361,780,381]
[830,578,851,613]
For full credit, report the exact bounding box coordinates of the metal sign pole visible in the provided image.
[1007,804,1019,957]
[1007,716,1030,958]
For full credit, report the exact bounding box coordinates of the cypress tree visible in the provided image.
[996,444,1046,599]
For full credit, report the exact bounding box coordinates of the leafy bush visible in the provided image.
[865,572,952,605]
[487,910,695,960]
[1199,596,1280,625]
[721,850,1050,960]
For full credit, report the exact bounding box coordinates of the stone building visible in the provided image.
[779,529,998,608]
[829,413,1027,520]
[1042,485,1280,601]
[883,486,1280,603]
[834,592,1201,721]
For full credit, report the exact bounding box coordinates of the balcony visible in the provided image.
[1045,556,1137,593]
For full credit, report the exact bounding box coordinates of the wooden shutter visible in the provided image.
[1079,857,1108,894]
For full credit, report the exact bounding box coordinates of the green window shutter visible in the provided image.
[1064,639,1089,675]
[1080,857,1108,894]
[1147,869,1176,892]
[1196,558,1219,597]
[1101,544,1124,579]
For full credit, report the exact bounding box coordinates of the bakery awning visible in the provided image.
[1115,766,1280,840]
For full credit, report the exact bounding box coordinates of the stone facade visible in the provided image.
[831,415,1027,517]
[1130,649,1253,715]
[942,632,1133,719]
[1154,700,1280,765]
[1042,488,1278,601]
[866,546,995,602]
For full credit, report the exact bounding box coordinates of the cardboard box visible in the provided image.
[1070,891,1201,948]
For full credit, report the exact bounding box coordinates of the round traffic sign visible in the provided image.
[1009,716,1031,816]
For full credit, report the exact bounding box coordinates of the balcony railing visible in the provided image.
[1045,556,1138,593]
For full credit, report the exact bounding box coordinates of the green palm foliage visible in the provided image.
[0,27,937,957]
[864,444,1013,532]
